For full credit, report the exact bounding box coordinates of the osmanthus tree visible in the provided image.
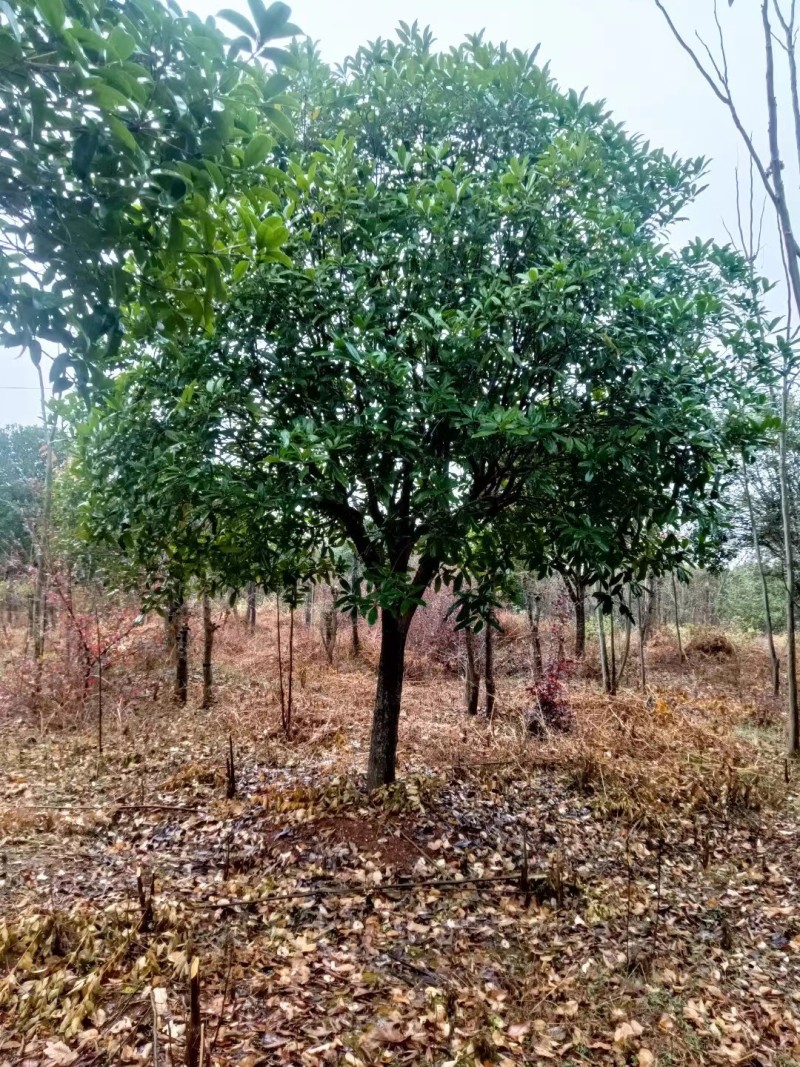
[110,28,771,788]
[510,241,778,656]
[0,0,301,389]
[65,366,331,703]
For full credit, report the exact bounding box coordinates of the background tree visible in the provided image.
[0,424,46,569]
[655,0,800,748]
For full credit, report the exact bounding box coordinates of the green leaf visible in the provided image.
[71,130,97,180]
[91,82,133,111]
[256,216,288,250]
[244,132,272,168]
[263,105,293,140]
[218,8,257,38]
[107,114,137,152]
[35,0,65,32]
[205,258,225,301]
[107,25,136,60]
[247,0,292,42]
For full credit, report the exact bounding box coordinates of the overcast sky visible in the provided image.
[0,0,777,426]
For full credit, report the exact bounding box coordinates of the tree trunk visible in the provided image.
[742,453,779,697]
[596,597,611,694]
[286,605,294,738]
[201,594,214,710]
[350,561,361,656]
[608,605,617,696]
[464,628,480,715]
[246,582,256,632]
[573,584,586,659]
[671,572,684,664]
[366,610,409,790]
[637,592,647,691]
[304,585,313,628]
[276,594,286,732]
[780,378,800,751]
[616,588,632,685]
[175,606,189,704]
[484,614,496,719]
[525,590,544,679]
[32,367,55,718]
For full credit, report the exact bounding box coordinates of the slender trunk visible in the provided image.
[617,588,632,684]
[464,628,480,716]
[671,572,684,664]
[646,576,658,641]
[276,594,286,731]
[608,604,617,696]
[201,594,214,710]
[351,610,360,656]
[573,587,586,659]
[304,586,313,628]
[596,594,610,694]
[175,605,189,704]
[366,610,409,790]
[96,606,103,754]
[286,605,294,738]
[246,582,256,632]
[32,367,54,718]
[780,378,800,750]
[484,613,496,719]
[526,591,543,679]
[637,592,647,691]
[351,561,361,656]
[742,453,780,696]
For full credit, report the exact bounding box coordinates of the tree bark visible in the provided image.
[286,604,294,738]
[350,561,361,656]
[637,592,647,691]
[464,628,480,715]
[596,595,610,694]
[32,366,55,717]
[485,614,496,719]
[366,610,409,790]
[201,594,214,710]
[608,604,617,696]
[616,588,632,685]
[246,582,256,631]
[780,380,800,750]
[573,589,586,659]
[742,452,780,697]
[525,589,544,679]
[175,605,189,704]
[671,572,685,664]
[276,594,286,732]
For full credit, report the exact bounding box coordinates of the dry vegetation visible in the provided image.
[1,603,799,1067]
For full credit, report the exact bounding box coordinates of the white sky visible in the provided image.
[0,0,780,425]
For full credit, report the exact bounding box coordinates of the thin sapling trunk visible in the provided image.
[464,627,480,716]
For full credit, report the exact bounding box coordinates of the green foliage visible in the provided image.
[0,0,301,390]
[0,423,45,566]
[166,30,769,623]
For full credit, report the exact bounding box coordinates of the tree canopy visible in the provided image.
[69,27,774,787]
[0,0,301,390]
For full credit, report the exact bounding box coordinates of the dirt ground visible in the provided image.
[1,610,799,1066]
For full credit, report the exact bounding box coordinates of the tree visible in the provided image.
[0,424,46,568]
[0,0,301,389]
[654,0,800,747]
[131,28,771,788]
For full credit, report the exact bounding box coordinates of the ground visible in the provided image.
[1,610,799,1066]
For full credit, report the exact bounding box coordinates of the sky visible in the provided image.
[0,0,777,426]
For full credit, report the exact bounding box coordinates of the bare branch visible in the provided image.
[654,0,782,217]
